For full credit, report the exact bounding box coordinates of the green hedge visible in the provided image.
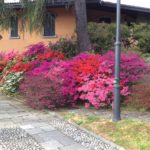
[88,22,150,54]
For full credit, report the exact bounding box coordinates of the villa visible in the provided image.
[0,0,150,51]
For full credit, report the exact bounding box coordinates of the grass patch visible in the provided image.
[63,112,150,150]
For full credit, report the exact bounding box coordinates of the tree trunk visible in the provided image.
[74,0,91,52]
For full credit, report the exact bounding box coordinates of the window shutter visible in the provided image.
[44,13,55,36]
[11,16,18,37]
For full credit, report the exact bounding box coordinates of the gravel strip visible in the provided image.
[0,128,43,150]
[49,117,125,150]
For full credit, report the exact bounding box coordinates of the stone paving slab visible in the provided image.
[0,95,125,150]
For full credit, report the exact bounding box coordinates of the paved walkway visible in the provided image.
[0,94,124,150]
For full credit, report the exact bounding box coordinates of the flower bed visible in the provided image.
[0,43,149,109]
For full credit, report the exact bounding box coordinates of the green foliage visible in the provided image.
[88,22,131,54]
[23,0,45,32]
[141,53,150,64]
[4,60,16,71]
[0,2,16,30]
[0,0,45,32]
[3,72,23,94]
[88,22,113,53]
[49,37,77,58]
[0,0,72,32]
[133,23,150,53]
[88,22,150,54]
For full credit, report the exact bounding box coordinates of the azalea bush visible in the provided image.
[19,61,74,109]
[1,43,65,93]
[101,51,149,83]
[0,42,149,110]
[0,51,18,73]
[62,51,149,109]
[124,76,150,111]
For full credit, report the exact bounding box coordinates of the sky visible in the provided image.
[4,0,150,9]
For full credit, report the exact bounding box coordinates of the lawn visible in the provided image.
[62,112,150,150]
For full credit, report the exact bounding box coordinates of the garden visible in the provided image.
[0,42,149,110]
[0,23,150,150]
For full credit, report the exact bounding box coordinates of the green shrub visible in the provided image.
[141,53,150,64]
[88,22,113,53]
[88,22,131,54]
[49,23,150,55]
[3,72,23,94]
[49,37,77,58]
[132,23,150,53]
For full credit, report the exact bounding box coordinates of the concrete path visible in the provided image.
[0,95,86,150]
[0,94,124,150]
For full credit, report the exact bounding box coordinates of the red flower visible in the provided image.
[9,62,32,73]
[37,51,64,61]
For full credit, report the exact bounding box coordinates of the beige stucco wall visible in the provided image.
[0,7,76,52]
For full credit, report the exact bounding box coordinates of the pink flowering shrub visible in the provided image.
[4,51,18,61]
[63,53,122,108]
[61,51,150,109]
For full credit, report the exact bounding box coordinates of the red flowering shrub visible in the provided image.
[124,76,150,110]
[37,51,64,61]
[72,53,101,82]
[8,62,32,73]
[23,42,65,61]
[0,60,7,73]
[19,60,74,109]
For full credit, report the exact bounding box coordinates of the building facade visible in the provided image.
[0,0,150,51]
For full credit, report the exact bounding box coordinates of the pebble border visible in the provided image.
[48,115,125,150]
[0,127,42,150]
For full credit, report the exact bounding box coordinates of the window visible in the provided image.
[10,16,18,38]
[43,13,55,37]
[99,17,111,24]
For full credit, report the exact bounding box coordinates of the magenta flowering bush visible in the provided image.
[59,51,149,109]
[16,45,150,109]
[102,51,149,83]
[60,53,124,108]
[24,43,47,58]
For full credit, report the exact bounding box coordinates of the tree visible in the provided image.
[74,0,91,52]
